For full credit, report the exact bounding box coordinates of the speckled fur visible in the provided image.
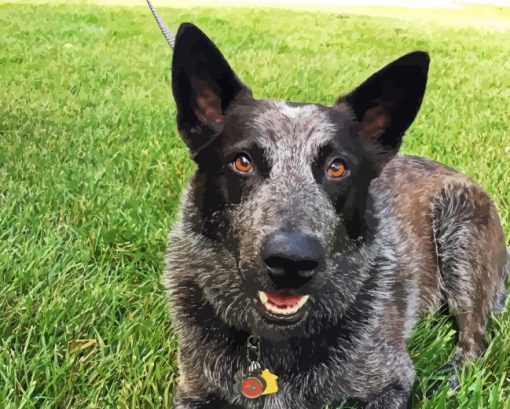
[162,23,509,409]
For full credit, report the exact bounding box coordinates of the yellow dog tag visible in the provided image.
[260,369,279,395]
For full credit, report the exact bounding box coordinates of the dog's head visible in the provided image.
[170,23,428,339]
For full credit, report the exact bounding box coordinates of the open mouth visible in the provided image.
[254,290,310,324]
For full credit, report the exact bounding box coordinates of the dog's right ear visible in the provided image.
[172,23,251,155]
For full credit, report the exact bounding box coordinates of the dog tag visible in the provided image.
[260,369,278,395]
[235,368,279,398]
[240,374,266,399]
[235,335,279,399]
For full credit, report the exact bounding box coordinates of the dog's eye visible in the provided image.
[232,153,254,174]
[327,159,347,178]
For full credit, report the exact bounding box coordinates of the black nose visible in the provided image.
[261,233,323,287]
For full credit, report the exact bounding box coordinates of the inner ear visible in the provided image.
[359,103,391,143]
[191,76,223,124]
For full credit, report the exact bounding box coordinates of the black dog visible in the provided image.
[147,4,509,408]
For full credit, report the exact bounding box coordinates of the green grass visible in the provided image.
[0,2,509,408]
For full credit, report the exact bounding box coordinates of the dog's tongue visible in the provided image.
[266,292,302,307]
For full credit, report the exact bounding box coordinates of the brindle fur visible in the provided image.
[162,23,509,409]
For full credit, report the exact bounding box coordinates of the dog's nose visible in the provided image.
[261,233,323,286]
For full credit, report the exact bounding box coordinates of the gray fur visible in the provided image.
[155,22,509,409]
[165,120,508,409]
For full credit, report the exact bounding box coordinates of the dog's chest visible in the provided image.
[217,338,393,409]
[205,318,388,408]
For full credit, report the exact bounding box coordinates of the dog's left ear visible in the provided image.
[335,51,429,162]
[172,23,251,155]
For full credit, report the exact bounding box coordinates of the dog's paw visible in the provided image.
[364,390,409,409]
[425,363,461,399]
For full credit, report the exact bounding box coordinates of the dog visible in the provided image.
[147,4,510,408]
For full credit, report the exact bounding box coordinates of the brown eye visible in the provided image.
[232,153,253,173]
[327,159,347,178]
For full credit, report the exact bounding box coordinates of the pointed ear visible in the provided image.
[172,23,251,155]
[335,51,429,162]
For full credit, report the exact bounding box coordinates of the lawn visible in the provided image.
[0,1,509,408]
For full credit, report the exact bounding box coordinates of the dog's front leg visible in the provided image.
[174,390,243,409]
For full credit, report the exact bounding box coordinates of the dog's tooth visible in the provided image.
[261,294,310,316]
[288,304,299,315]
[258,291,268,304]
[265,303,274,313]
[267,303,295,316]
[267,303,284,315]
[296,295,309,309]
[287,305,298,314]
